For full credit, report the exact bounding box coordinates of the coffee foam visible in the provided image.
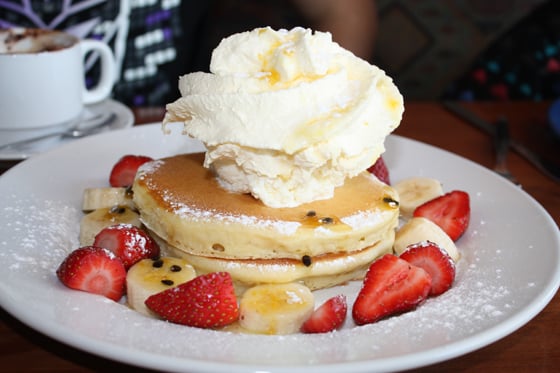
[0,28,77,54]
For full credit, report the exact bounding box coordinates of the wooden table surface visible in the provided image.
[0,101,558,372]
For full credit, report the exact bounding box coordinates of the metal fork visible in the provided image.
[492,116,519,184]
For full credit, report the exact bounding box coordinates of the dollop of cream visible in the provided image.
[164,27,404,207]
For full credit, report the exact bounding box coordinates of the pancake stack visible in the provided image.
[133,152,400,291]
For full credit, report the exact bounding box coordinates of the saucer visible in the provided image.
[0,99,134,161]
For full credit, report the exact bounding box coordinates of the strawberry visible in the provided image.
[109,154,153,187]
[413,190,470,241]
[93,224,160,269]
[145,272,239,328]
[56,246,126,301]
[399,241,455,296]
[301,294,347,333]
[367,156,390,184]
[352,254,431,325]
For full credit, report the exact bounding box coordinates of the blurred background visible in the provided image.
[1,0,557,105]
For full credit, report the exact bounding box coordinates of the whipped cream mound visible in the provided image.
[164,27,404,208]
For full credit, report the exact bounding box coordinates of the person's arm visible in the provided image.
[292,0,377,60]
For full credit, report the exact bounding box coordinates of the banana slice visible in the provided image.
[79,206,141,246]
[82,187,135,212]
[394,217,460,262]
[393,177,443,218]
[239,283,314,335]
[126,257,197,317]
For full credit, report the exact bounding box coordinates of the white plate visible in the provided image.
[0,99,134,160]
[0,124,559,373]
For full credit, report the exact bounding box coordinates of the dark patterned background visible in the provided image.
[374,0,547,100]
[1,0,555,103]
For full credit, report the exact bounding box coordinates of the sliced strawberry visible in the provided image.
[352,254,431,325]
[399,241,455,296]
[413,190,470,241]
[367,156,390,184]
[93,224,160,269]
[56,246,126,301]
[301,294,347,333]
[109,154,153,187]
[145,272,239,328]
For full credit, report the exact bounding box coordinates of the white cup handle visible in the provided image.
[80,39,116,104]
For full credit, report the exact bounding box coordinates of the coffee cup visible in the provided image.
[0,28,117,147]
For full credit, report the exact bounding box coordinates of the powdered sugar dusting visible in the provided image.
[348,245,509,334]
[137,158,164,175]
[1,195,80,275]
[138,164,301,235]
[341,209,393,230]
[162,192,301,235]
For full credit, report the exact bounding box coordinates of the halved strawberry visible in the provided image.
[367,156,390,184]
[93,224,160,269]
[413,190,470,241]
[56,246,126,301]
[399,241,455,296]
[352,254,431,325]
[301,294,347,333]
[145,272,239,328]
[109,154,153,187]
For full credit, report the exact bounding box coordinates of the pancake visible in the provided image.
[160,235,395,291]
[132,152,400,289]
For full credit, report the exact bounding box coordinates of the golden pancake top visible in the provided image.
[136,153,397,226]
